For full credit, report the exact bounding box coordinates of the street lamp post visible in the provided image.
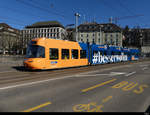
[139,29,143,57]
[75,13,81,42]
[140,34,143,55]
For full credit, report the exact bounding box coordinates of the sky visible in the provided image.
[0,0,150,30]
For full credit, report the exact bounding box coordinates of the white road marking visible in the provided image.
[77,65,131,76]
[0,64,135,91]
[0,71,126,90]
[125,71,136,77]
[140,65,148,67]
[75,72,126,77]
[142,67,148,70]
[110,72,126,75]
[75,74,110,77]
[0,74,76,90]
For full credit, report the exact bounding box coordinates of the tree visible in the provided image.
[123,25,130,47]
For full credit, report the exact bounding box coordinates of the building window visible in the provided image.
[57,28,59,32]
[62,49,69,59]
[50,48,59,60]
[110,39,113,45]
[111,34,113,38]
[116,34,119,38]
[57,33,59,38]
[98,39,100,43]
[87,34,89,37]
[105,38,107,43]
[36,29,38,33]
[71,49,78,59]
[116,38,119,46]
[87,39,89,43]
[92,39,95,44]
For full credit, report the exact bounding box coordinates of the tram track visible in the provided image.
[0,59,149,87]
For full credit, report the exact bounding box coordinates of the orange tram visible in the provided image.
[24,38,139,70]
[24,38,88,70]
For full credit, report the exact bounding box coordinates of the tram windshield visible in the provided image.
[26,45,45,58]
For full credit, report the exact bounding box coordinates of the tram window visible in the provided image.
[62,49,69,59]
[72,49,78,59]
[118,52,121,55]
[80,50,86,59]
[50,48,59,60]
[111,51,115,55]
[136,53,139,57]
[26,45,45,58]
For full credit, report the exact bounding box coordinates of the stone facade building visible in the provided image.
[21,21,67,50]
[0,23,22,54]
[101,23,123,46]
[77,23,123,47]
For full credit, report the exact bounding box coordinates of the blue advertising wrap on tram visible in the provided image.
[78,42,139,65]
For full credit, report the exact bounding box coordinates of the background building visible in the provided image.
[123,27,142,48]
[0,23,22,55]
[123,26,150,56]
[77,22,103,44]
[21,21,67,54]
[101,23,123,46]
[140,29,150,56]
[77,22,123,46]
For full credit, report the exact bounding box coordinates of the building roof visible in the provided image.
[78,22,122,33]
[25,21,64,29]
[0,23,20,33]
[100,23,123,32]
[0,23,10,28]
[79,22,98,26]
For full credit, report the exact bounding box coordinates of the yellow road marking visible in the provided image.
[73,96,113,112]
[133,84,149,94]
[102,96,113,103]
[82,79,117,92]
[112,81,129,89]
[122,82,138,91]
[22,102,52,112]
[72,102,103,112]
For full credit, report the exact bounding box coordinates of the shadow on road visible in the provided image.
[12,65,89,73]
[12,66,32,72]
[12,66,45,72]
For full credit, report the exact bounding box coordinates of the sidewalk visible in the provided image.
[0,55,24,66]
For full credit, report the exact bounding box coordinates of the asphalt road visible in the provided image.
[0,60,150,112]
